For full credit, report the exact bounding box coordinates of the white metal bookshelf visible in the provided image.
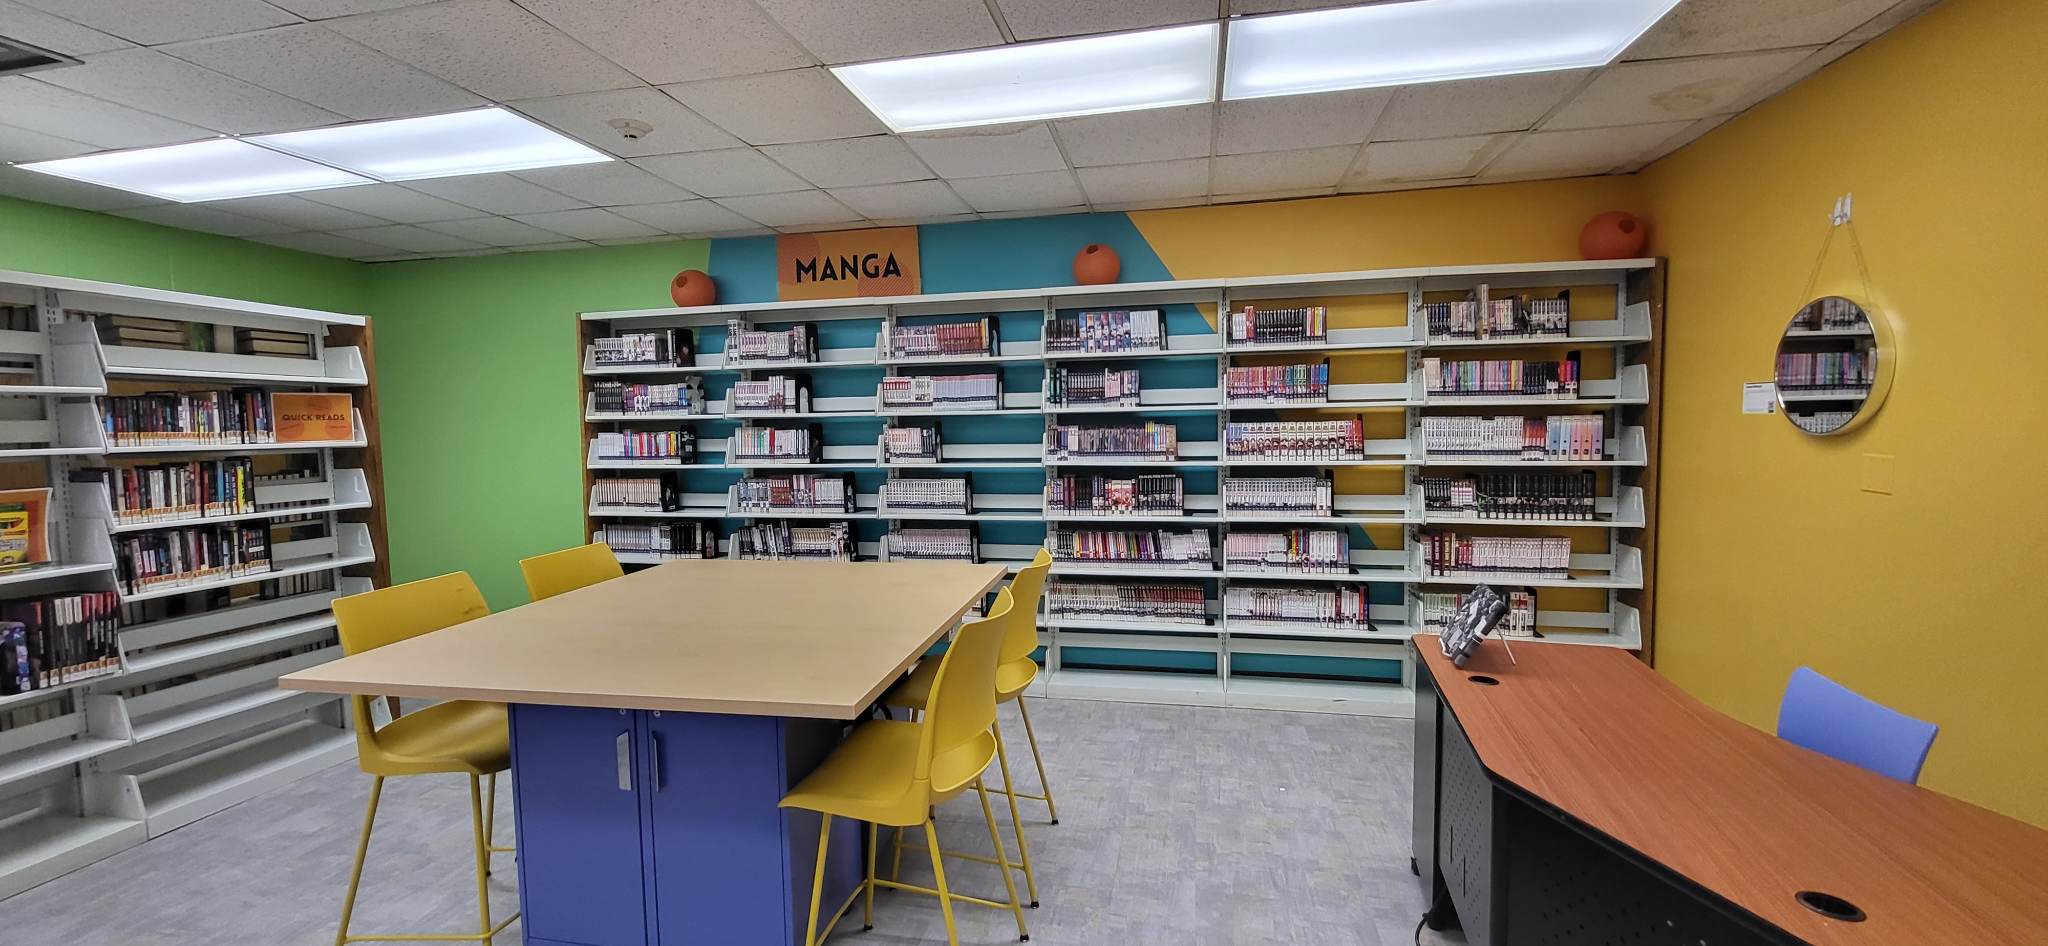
[0,270,381,900]
[579,258,1661,719]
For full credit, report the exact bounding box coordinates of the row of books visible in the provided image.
[881,478,969,514]
[878,373,1001,410]
[1422,472,1599,521]
[1789,410,1855,433]
[597,429,696,461]
[109,569,332,627]
[1225,418,1366,460]
[93,314,312,357]
[594,329,694,367]
[726,320,817,364]
[593,476,677,510]
[733,474,852,513]
[1224,529,1351,574]
[881,426,941,462]
[1774,351,1875,393]
[730,376,811,414]
[1044,309,1162,354]
[885,527,975,562]
[1794,297,1870,331]
[1421,589,1537,638]
[1422,294,1570,341]
[593,380,703,415]
[1422,354,1581,399]
[115,523,272,595]
[103,389,277,447]
[1419,415,1605,461]
[1224,474,1333,517]
[729,425,815,463]
[1046,579,1209,625]
[1047,367,1140,407]
[0,592,122,695]
[600,522,718,558]
[1224,584,1372,631]
[1050,529,1212,568]
[1228,305,1327,345]
[732,521,851,560]
[1046,474,1185,516]
[1043,422,1178,459]
[77,458,257,525]
[1422,533,1572,577]
[1226,363,1329,402]
[888,317,996,359]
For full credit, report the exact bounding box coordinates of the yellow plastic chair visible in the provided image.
[518,541,624,602]
[331,573,518,946]
[884,548,1055,905]
[779,588,1029,946]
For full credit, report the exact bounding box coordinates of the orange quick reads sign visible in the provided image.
[776,226,920,301]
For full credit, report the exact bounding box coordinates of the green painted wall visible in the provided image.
[0,195,366,311]
[363,242,708,607]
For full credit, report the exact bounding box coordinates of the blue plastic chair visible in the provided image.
[1776,667,1938,783]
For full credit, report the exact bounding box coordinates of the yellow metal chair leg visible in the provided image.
[1016,697,1059,825]
[803,815,831,946]
[863,822,878,932]
[334,775,385,946]
[484,773,514,856]
[468,775,495,943]
[991,719,1041,907]
[974,778,1030,942]
[924,818,961,946]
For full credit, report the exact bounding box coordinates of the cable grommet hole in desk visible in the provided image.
[1467,675,1500,686]
[1795,890,1866,922]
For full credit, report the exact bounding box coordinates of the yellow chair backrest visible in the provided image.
[999,549,1051,664]
[332,573,491,753]
[520,542,624,602]
[915,587,1014,792]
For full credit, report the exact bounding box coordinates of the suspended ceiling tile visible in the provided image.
[0,77,215,149]
[662,68,885,146]
[329,0,639,101]
[1212,186,1337,204]
[1371,71,1593,142]
[1624,0,1898,60]
[902,123,1067,178]
[247,231,396,258]
[12,0,297,45]
[1075,157,1209,204]
[332,223,492,252]
[33,48,344,134]
[1214,88,1392,155]
[758,136,934,189]
[356,252,433,262]
[711,190,862,228]
[945,170,1086,213]
[1624,114,1735,171]
[632,148,811,198]
[1053,104,1212,167]
[298,183,483,223]
[1211,145,1356,193]
[591,234,680,246]
[976,206,1079,219]
[1341,177,1473,195]
[420,215,579,246]
[755,0,1001,63]
[0,164,163,212]
[209,194,394,230]
[114,204,300,238]
[405,173,591,214]
[610,199,762,234]
[1351,135,1510,186]
[508,241,596,253]
[0,0,134,55]
[1226,0,1352,12]
[1721,42,1857,114]
[512,163,696,207]
[1479,122,1694,179]
[0,122,94,163]
[1844,0,1943,43]
[510,88,742,159]
[994,0,1219,40]
[1546,48,1819,130]
[867,213,979,228]
[268,1,441,17]
[825,180,971,219]
[1091,196,1208,211]
[163,24,484,121]
[698,227,776,239]
[510,208,663,241]
[777,220,870,234]
[521,0,813,85]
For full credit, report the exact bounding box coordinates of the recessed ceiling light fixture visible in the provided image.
[831,23,1220,133]
[251,107,609,181]
[1223,0,1683,100]
[17,138,370,202]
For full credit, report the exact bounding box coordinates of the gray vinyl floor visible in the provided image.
[0,698,1463,946]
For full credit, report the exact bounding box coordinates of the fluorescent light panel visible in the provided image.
[18,138,369,202]
[1224,0,1684,100]
[832,23,1219,132]
[251,107,608,182]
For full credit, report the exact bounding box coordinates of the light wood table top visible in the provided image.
[1416,636,2048,945]
[281,560,1006,719]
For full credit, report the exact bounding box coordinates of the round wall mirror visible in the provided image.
[1774,295,1892,435]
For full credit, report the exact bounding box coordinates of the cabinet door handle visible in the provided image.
[615,730,633,792]
[649,732,664,792]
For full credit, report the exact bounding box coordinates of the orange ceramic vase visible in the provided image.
[669,269,716,307]
[1073,243,1120,285]
[1579,212,1647,260]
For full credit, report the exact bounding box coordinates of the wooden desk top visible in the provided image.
[281,561,1006,719]
[1416,636,2048,945]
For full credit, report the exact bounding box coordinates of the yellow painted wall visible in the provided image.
[1642,0,2047,826]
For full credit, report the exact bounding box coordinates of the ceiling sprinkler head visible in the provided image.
[608,118,653,141]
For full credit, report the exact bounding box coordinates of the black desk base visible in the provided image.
[1410,650,1793,946]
